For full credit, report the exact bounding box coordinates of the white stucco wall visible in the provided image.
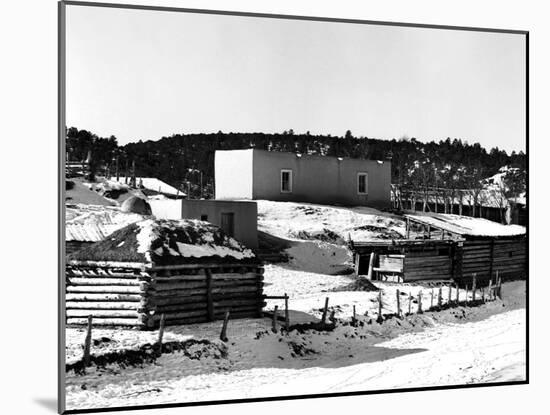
[215,149,254,200]
[149,199,183,220]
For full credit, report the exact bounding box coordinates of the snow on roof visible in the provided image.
[66,204,145,242]
[404,212,526,238]
[110,177,184,196]
[68,219,257,265]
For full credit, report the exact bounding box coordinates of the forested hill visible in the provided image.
[66,127,527,199]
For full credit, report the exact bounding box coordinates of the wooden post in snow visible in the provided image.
[396,289,401,318]
[157,314,165,347]
[377,290,384,323]
[352,305,357,326]
[284,293,290,331]
[437,287,443,307]
[408,292,412,315]
[353,253,360,277]
[272,306,279,333]
[455,284,460,303]
[488,279,493,301]
[430,289,434,309]
[366,252,376,280]
[448,284,452,304]
[321,297,329,324]
[220,311,230,342]
[472,274,477,301]
[83,315,92,367]
[465,285,470,304]
[417,292,423,314]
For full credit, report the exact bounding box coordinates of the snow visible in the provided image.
[405,212,526,237]
[66,205,145,242]
[257,200,405,241]
[64,289,526,410]
[110,176,184,196]
[134,219,255,260]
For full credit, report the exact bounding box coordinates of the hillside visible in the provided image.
[67,127,526,200]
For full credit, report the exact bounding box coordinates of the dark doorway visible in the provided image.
[220,212,235,237]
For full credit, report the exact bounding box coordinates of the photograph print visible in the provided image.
[60,1,528,413]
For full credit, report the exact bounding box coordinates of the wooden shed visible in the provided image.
[404,213,527,284]
[350,239,455,283]
[349,212,526,284]
[65,218,264,329]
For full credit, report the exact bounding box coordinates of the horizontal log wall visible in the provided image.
[403,250,453,281]
[66,263,264,329]
[457,238,526,284]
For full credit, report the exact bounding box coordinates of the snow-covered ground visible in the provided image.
[257,200,405,242]
[65,200,526,410]
[65,296,526,410]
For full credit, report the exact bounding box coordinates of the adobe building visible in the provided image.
[214,149,391,208]
[150,199,258,249]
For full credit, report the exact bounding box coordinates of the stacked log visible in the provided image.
[66,264,265,329]
[459,238,526,283]
[492,239,527,280]
[403,251,452,281]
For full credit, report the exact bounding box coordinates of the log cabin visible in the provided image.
[65,218,264,329]
[349,212,526,285]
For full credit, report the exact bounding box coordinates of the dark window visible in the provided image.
[220,212,235,237]
[357,173,368,194]
[200,214,208,221]
[281,169,292,193]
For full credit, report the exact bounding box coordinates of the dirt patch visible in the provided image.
[67,339,228,375]
[290,228,345,244]
[351,224,403,239]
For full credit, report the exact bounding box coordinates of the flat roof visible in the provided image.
[404,212,526,238]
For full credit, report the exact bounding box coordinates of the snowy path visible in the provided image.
[66,308,525,410]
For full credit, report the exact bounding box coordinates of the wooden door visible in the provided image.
[220,212,235,237]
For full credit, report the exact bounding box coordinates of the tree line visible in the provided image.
[66,127,526,202]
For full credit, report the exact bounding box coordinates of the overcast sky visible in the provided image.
[66,5,526,153]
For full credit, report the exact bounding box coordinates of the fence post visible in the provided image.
[396,289,401,318]
[448,284,452,305]
[83,315,92,367]
[377,290,384,323]
[408,292,412,315]
[437,287,443,307]
[481,286,485,302]
[430,289,434,309]
[220,311,230,342]
[284,293,290,331]
[321,297,329,324]
[352,305,357,326]
[472,273,477,301]
[367,253,376,280]
[465,285,470,304]
[272,305,279,333]
[455,284,460,304]
[488,279,493,301]
[157,313,165,349]
[417,292,423,314]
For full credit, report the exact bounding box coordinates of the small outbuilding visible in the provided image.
[349,212,526,285]
[150,199,258,249]
[65,218,264,329]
